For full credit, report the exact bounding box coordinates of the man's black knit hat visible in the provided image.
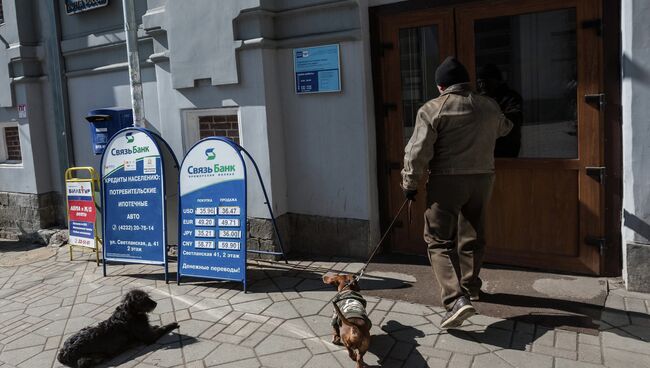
[435,56,470,87]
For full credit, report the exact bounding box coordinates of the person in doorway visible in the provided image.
[476,63,523,158]
[401,57,512,329]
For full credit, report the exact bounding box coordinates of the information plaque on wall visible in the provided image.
[178,137,247,288]
[293,44,341,94]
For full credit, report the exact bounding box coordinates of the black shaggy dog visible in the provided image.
[57,289,179,368]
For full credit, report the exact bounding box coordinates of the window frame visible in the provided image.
[0,122,23,167]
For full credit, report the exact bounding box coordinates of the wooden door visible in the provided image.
[377,9,455,254]
[456,0,604,275]
[376,0,604,274]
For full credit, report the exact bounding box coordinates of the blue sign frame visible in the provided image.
[100,127,178,283]
[177,137,248,290]
[293,44,341,94]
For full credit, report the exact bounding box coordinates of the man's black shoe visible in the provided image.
[440,296,476,329]
[469,289,480,301]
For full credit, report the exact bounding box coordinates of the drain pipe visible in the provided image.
[44,0,74,179]
[121,0,145,127]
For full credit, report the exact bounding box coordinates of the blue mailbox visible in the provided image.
[85,107,133,155]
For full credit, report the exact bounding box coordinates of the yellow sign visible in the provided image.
[65,167,102,265]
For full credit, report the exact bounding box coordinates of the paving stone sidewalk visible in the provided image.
[0,247,648,368]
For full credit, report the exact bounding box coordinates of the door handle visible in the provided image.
[586,166,606,184]
[584,93,605,110]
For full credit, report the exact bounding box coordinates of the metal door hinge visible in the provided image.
[383,103,397,117]
[581,19,602,36]
[585,93,605,109]
[586,166,606,184]
[585,236,607,256]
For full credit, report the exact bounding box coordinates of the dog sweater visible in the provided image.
[331,290,372,328]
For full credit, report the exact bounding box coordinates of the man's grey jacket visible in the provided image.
[401,83,513,190]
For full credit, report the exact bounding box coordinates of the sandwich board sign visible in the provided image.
[65,166,102,265]
[178,137,247,289]
[67,180,97,249]
[101,128,179,282]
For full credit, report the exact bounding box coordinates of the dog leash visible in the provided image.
[352,198,411,284]
[328,198,411,307]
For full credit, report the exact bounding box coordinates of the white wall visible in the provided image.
[260,48,289,216]
[165,0,258,88]
[150,47,283,219]
[359,0,381,244]
[621,0,650,284]
[0,83,41,194]
[279,41,373,220]
[66,66,161,170]
[56,0,392,235]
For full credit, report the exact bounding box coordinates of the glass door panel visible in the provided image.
[399,26,441,146]
[474,8,578,158]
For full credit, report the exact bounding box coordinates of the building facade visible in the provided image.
[0,0,648,291]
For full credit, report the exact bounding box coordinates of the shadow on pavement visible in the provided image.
[448,307,650,350]
[0,240,58,266]
[478,292,601,330]
[363,253,612,334]
[100,333,198,367]
[477,291,650,342]
[0,240,48,253]
[368,320,427,367]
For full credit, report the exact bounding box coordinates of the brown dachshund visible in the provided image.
[323,273,371,368]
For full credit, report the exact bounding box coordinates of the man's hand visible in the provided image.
[403,188,417,202]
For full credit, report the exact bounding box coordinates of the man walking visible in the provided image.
[401,57,512,329]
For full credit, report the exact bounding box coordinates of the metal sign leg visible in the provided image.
[165,260,169,284]
[238,146,288,264]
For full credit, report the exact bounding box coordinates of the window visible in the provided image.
[0,123,22,164]
[198,115,239,143]
[474,8,578,158]
[399,25,441,147]
[182,108,240,153]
